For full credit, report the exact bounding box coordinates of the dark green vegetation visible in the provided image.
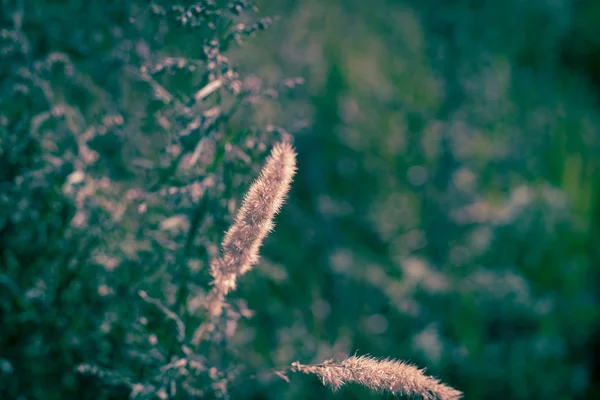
[1,0,599,399]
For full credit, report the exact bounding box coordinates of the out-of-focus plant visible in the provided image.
[230,1,600,399]
[0,1,301,398]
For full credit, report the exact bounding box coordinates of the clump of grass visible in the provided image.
[3,0,462,397]
[192,139,460,399]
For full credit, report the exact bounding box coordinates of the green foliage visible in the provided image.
[1,0,600,399]
[1,1,291,398]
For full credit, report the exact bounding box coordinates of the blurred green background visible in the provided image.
[1,0,600,399]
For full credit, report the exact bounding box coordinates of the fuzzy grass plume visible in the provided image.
[205,141,297,319]
[292,355,462,400]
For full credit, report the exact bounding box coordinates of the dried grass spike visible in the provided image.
[292,355,462,400]
[207,141,296,318]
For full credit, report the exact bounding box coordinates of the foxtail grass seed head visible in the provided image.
[207,141,296,317]
[292,355,462,400]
